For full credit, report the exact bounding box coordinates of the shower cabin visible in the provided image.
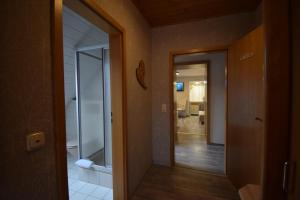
[76,48,112,168]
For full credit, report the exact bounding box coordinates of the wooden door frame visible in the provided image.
[263,0,291,199]
[169,46,228,174]
[51,0,128,199]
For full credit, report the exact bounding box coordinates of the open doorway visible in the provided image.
[53,0,128,199]
[171,49,227,175]
[63,6,113,199]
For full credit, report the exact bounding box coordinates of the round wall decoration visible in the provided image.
[136,60,147,89]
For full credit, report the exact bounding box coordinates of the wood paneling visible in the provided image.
[0,0,59,199]
[227,26,265,189]
[132,165,240,200]
[131,0,261,27]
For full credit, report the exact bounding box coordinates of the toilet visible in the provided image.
[67,139,78,157]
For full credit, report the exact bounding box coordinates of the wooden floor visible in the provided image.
[132,165,240,200]
[176,116,225,174]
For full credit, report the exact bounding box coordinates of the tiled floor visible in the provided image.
[68,152,113,200]
[175,116,225,174]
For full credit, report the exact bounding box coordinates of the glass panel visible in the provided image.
[78,51,105,166]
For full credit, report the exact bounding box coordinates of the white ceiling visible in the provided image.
[63,6,108,50]
[176,64,207,77]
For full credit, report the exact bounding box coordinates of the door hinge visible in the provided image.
[283,161,296,193]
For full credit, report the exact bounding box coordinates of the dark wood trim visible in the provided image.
[263,0,291,199]
[169,52,175,167]
[171,46,228,56]
[169,47,228,176]
[206,62,211,145]
[53,0,128,199]
[224,51,229,176]
[51,0,69,199]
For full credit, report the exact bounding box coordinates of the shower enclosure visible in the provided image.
[76,48,112,168]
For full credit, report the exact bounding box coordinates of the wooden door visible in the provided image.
[0,1,64,199]
[288,0,300,198]
[227,26,265,189]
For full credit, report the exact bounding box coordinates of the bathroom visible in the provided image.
[63,5,113,200]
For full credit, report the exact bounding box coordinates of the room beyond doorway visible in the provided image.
[170,49,227,175]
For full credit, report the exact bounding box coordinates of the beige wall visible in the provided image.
[94,0,152,195]
[152,12,260,166]
[175,76,204,108]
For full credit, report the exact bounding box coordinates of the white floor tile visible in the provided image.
[69,180,87,191]
[70,192,88,200]
[90,186,110,199]
[68,189,75,197]
[68,178,76,186]
[78,183,98,194]
[85,196,102,200]
[103,190,113,200]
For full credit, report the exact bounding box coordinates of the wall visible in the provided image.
[175,76,205,108]
[0,1,58,199]
[152,12,259,165]
[63,7,78,144]
[94,0,152,195]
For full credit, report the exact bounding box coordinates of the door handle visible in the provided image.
[255,117,263,122]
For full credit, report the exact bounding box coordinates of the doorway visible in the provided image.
[53,0,128,199]
[63,5,113,199]
[170,48,228,175]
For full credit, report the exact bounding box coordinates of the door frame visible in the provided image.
[263,0,291,199]
[169,46,228,174]
[51,0,128,199]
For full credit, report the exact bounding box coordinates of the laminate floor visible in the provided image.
[132,165,240,200]
[175,116,225,174]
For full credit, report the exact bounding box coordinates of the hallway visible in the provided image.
[175,116,225,174]
[132,165,239,200]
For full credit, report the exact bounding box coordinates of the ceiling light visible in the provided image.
[176,72,180,76]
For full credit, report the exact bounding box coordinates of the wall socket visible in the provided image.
[161,104,167,112]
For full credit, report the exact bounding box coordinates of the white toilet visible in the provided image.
[67,139,78,157]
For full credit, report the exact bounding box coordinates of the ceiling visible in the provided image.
[176,64,207,77]
[131,0,261,27]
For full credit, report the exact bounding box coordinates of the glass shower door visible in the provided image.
[77,51,105,166]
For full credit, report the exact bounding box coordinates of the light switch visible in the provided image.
[26,132,45,152]
[161,104,167,113]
